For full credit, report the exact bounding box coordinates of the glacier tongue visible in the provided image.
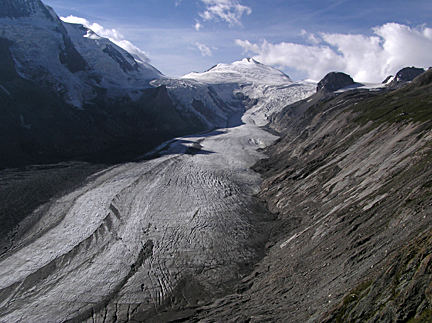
[0,3,316,319]
[0,113,278,322]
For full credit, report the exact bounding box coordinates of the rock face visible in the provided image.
[316,71,355,93]
[387,66,426,88]
[395,66,426,82]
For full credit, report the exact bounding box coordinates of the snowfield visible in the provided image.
[0,111,279,322]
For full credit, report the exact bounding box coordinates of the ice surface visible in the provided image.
[334,82,387,92]
[0,110,278,322]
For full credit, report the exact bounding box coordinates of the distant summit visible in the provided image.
[316,72,355,93]
[386,66,426,88]
[183,58,293,85]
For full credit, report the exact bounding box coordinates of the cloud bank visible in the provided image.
[61,15,151,63]
[236,23,432,82]
[199,0,251,27]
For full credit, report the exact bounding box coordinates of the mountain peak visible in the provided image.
[0,0,54,20]
[384,66,426,89]
[183,58,292,85]
[316,71,355,93]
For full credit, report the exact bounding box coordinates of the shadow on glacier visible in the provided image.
[136,113,245,162]
[137,139,215,161]
[182,113,245,139]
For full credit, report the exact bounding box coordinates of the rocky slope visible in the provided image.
[166,68,432,322]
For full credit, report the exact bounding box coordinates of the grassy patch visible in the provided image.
[407,308,432,323]
[352,87,432,126]
[334,280,373,323]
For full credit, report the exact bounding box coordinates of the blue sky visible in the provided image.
[43,0,432,82]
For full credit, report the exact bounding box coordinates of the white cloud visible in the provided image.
[236,23,432,82]
[195,21,204,31]
[235,39,345,81]
[195,42,213,56]
[199,0,251,27]
[61,15,151,63]
[61,16,88,26]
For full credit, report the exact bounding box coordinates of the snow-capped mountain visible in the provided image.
[0,0,162,108]
[0,0,208,168]
[183,58,293,85]
[180,58,315,126]
[150,58,314,129]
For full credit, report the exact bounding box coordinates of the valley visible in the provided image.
[1,1,432,322]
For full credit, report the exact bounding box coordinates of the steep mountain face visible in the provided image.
[178,69,432,322]
[0,0,54,20]
[0,0,163,106]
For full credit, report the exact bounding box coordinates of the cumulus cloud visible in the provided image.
[61,15,151,63]
[236,23,432,82]
[199,0,251,27]
[195,42,213,56]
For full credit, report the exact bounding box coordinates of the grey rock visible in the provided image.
[316,72,355,93]
[387,66,426,88]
